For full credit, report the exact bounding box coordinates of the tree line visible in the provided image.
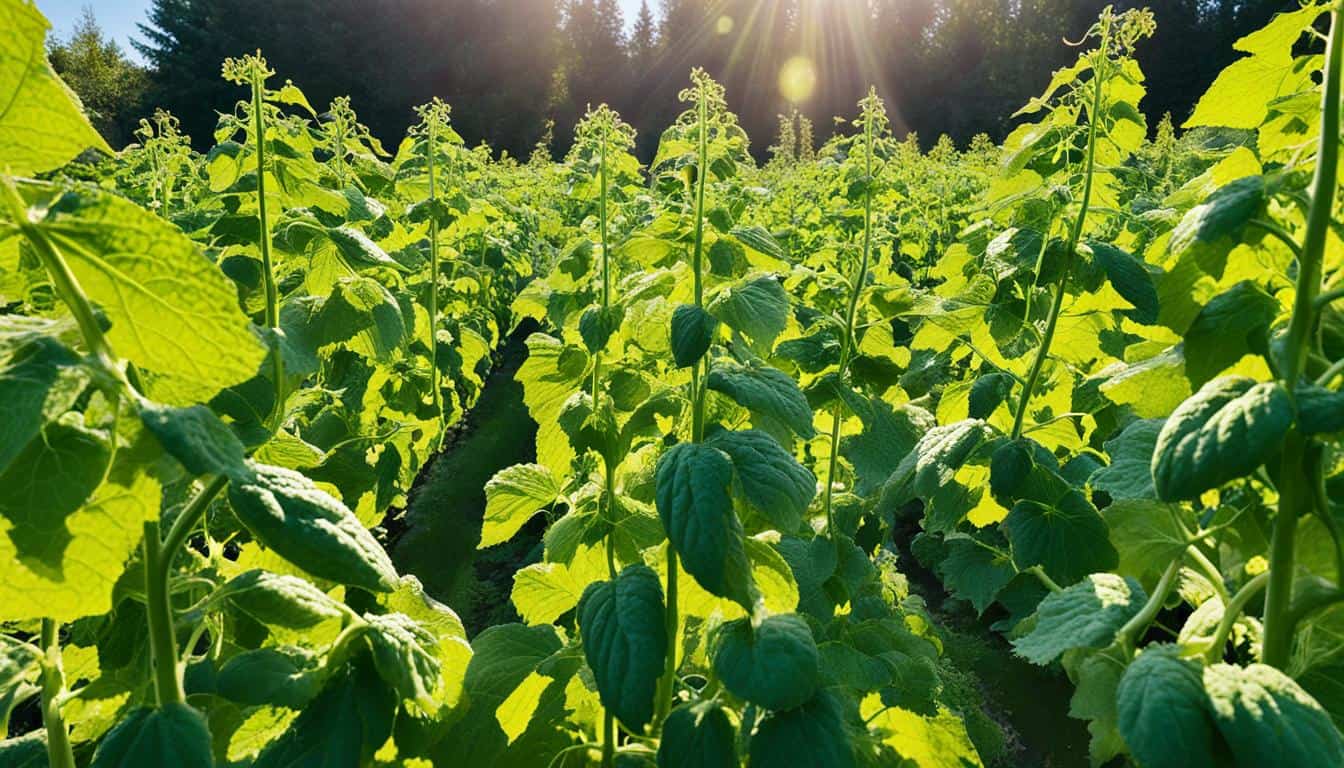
[57,0,1291,161]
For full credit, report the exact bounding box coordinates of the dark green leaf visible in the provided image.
[578,565,667,731]
[713,614,820,711]
[1013,573,1146,664]
[91,704,214,768]
[671,304,718,368]
[658,700,738,768]
[706,429,815,531]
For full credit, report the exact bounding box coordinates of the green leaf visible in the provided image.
[655,442,755,610]
[730,226,786,262]
[1184,6,1320,129]
[0,0,111,174]
[0,418,109,573]
[90,704,214,768]
[0,422,159,623]
[706,428,815,531]
[254,654,397,768]
[362,612,442,710]
[1089,419,1162,501]
[708,276,789,352]
[1183,282,1278,387]
[1116,645,1219,768]
[658,700,738,768]
[1294,384,1344,435]
[1166,177,1266,276]
[1104,500,1193,581]
[671,304,719,368]
[1204,662,1344,768]
[580,305,625,354]
[1012,573,1146,665]
[218,648,320,708]
[713,614,820,711]
[481,463,559,548]
[21,183,267,404]
[839,397,933,498]
[227,461,398,593]
[213,569,346,629]
[578,564,667,731]
[1084,240,1158,324]
[1152,377,1293,501]
[0,733,46,767]
[747,690,855,768]
[1004,490,1117,586]
[707,361,815,439]
[938,533,1014,616]
[0,330,87,476]
[139,403,249,480]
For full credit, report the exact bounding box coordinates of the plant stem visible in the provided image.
[661,82,711,727]
[822,96,875,540]
[1118,556,1182,653]
[602,711,616,768]
[1206,572,1269,662]
[40,620,75,768]
[426,116,445,438]
[1011,17,1110,440]
[1263,7,1343,669]
[143,520,185,706]
[159,475,229,582]
[250,70,285,429]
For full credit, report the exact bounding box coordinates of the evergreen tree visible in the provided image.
[50,7,149,147]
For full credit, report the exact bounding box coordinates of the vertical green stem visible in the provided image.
[661,83,711,726]
[1263,8,1343,669]
[426,118,445,436]
[250,70,285,428]
[1010,19,1110,440]
[144,520,185,707]
[40,620,75,768]
[822,98,875,538]
[602,711,616,768]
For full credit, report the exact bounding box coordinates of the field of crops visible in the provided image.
[3,0,1344,766]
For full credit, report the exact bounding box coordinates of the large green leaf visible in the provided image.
[0,0,110,174]
[707,361,816,439]
[655,442,755,610]
[212,569,346,629]
[938,533,1015,616]
[362,612,442,710]
[671,304,718,368]
[1203,663,1344,768]
[747,691,855,768]
[708,276,789,352]
[217,648,321,709]
[713,614,820,711]
[705,428,814,531]
[139,403,249,480]
[1013,573,1146,665]
[0,418,109,573]
[578,564,667,731]
[1088,419,1162,501]
[254,655,397,768]
[1004,490,1117,586]
[1103,500,1193,582]
[481,463,559,548]
[1152,377,1292,501]
[19,183,267,404]
[658,700,738,768]
[90,704,214,768]
[1116,645,1219,768]
[1182,282,1278,387]
[227,461,398,593]
[0,328,87,476]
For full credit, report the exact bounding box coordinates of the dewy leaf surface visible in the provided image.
[0,0,110,174]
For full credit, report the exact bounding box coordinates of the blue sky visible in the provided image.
[42,0,651,63]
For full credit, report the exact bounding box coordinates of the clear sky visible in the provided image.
[41,0,651,64]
